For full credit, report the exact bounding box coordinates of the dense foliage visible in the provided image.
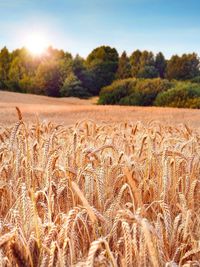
[0,45,199,102]
[0,46,119,98]
[154,82,200,108]
[99,78,200,108]
[99,78,200,109]
[99,78,173,105]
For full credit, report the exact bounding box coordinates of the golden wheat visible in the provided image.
[0,108,200,266]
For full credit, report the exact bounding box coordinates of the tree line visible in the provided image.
[0,45,199,98]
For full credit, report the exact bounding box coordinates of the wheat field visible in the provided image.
[0,106,200,267]
[1,91,200,128]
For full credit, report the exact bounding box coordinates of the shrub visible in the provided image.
[0,80,7,90]
[119,93,142,105]
[99,78,172,106]
[99,78,200,109]
[154,82,200,108]
[134,78,172,105]
[98,78,135,104]
[191,76,200,84]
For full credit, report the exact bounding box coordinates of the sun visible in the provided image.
[24,33,49,56]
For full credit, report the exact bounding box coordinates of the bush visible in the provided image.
[118,93,142,105]
[98,78,135,104]
[191,76,200,84]
[133,78,172,105]
[99,78,200,109]
[0,80,7,90]
[99,78,172,105]
[154,82,200,108]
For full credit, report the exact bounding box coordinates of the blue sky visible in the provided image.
[0,0,200,58]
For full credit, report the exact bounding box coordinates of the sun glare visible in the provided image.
[24,33,49,56]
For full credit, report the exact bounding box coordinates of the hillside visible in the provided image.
[1,91,200,127]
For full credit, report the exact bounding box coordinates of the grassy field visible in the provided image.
[0,91,200,266]
[1,91,200,127]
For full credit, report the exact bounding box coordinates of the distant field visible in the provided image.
[1,91,200,127]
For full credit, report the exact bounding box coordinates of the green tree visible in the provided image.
[7,48,38,92]
[137,66,159,78]
[166,53,200,80]
[116,51,131,79]
[154,82,200,108]
[140,51,155,68]
[72,55,85,77]
[130,50,156,78]
[34,59,62,96]
[155,52,166,78]
[60,73,91,98]
[130,50,142,77]
[59,53,73,84]
[86,46,119,95]
[0,47,11,88]
[8,56,26,91]
[45,46,66,60]
[71,54,95,94]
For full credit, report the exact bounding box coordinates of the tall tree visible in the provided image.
[45,46,66,60]
[0,47,11,87]
[166,53,200,80]
[86,46,119,95]
[72,55,85,79]
[130,50,157,78]
[59,53,73,84]
[8,57,26,84]
[137,66,159,79]
[8,48,37,92]
[60,72,91,98]
[116,51,131,79]
[34,59,62,96]
[130,50,142,77]
[72,54,94,93]
[155,52,167,78]
[140,51,155,68]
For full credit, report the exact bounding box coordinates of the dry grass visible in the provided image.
[0,106,200,266]
[1,91,200,127]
